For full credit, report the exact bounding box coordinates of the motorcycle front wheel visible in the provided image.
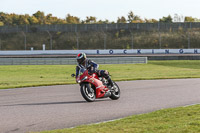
[80,83,96,102]
[109,82,120,100]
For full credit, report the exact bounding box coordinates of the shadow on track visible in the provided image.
[2,99,111,107]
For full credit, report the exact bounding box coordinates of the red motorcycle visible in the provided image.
[71,68,120,102]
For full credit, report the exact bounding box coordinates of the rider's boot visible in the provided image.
[105,76,114,90]
[101,70,114,89]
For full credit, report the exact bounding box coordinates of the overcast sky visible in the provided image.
[1,0,200,21]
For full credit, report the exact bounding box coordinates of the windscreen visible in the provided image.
[79,67,87,75]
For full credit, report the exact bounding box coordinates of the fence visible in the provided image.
[0,57,147,65]
[0,23,200,33]
[1,23,200,50]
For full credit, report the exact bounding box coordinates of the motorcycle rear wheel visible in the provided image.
[109,82,120,100]
[80,83,96,102]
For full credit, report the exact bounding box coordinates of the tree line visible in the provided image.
[1,11,200,26]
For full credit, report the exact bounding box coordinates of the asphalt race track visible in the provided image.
[1,78,200,133]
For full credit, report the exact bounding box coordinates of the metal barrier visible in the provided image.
[0,57,147,65]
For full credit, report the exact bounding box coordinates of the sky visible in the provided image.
[1,0,200,22]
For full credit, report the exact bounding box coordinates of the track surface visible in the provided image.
[0,78,200,133]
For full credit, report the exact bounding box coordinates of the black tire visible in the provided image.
[80,83,95,102]
[109,82,120,100]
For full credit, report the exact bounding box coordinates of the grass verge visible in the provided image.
[1,60,200,89]
[36,104,200,133]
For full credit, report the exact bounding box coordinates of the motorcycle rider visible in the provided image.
[75,52,114,88]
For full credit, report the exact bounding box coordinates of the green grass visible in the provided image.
[0,65,75,89]
[1,60,200,89]
[36,104,200,133]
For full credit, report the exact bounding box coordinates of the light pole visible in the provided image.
[188,32,190,49]
[129,30,134,49]
[104,33,106,49]
[22,31,27,50]
[75,32,79,49]
[0,38,1,50]
[188,22,192,49]
[158,22,162,49]
[159,32,162,49]
[47,30,52,50]
[102,31,106,49]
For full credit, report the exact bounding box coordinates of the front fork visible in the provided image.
[80,82,94,94]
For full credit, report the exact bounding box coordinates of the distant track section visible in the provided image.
[0,57,147,65]
[1,54,200,60]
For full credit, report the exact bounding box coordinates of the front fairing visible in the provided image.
[78,70,100,86]
[77,68,92,80]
